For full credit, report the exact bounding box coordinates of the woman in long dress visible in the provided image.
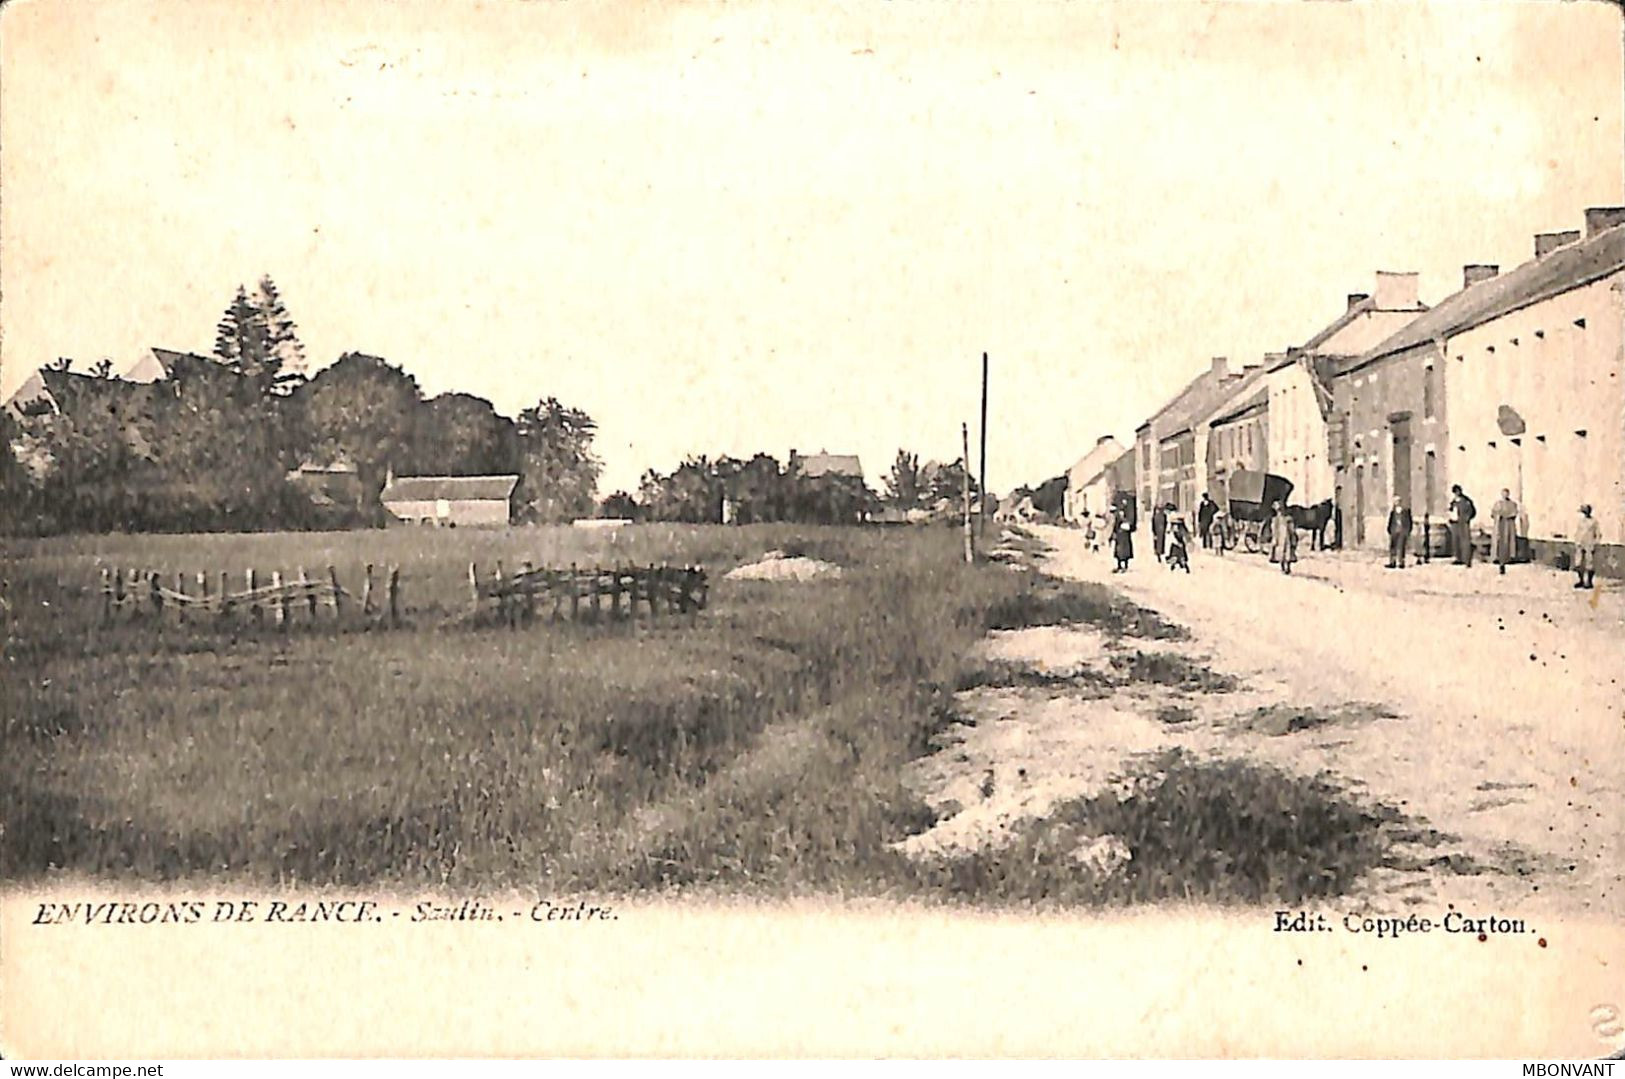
[1111,507,1134,572]
[1490,489,1519,575]
[1269,500,1298,575]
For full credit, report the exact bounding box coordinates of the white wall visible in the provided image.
[1266,363,1335,505]
[1444,271,1624,546]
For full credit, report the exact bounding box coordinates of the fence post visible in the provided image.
[388,565,401,626]
[218,570,229,620]
[271,571,286,629]
[174,572,187,624]
[328,565,344,619]
[677,567,691,615]
[591,567,603,623]
[493,561,509,628]
[647,563,659,620]
[148,572,163,620]
[99,568,112,625]
[610,564,623,621]
[520,561,536,624]
[300,566,317,621]
[362,563,375,618]
[468,561,481,616]
[248,568,261,625]
[569,563,580,622]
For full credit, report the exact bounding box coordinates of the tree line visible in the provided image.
[600,448,981,524]
[1,277,602,534]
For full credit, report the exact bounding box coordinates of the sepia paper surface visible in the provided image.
[2,0,1623,1060]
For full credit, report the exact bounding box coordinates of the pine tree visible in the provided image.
[254,276,307,382]
[213,285,274,388]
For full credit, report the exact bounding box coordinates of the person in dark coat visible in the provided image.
[1197,493,1217,550]
[1449,484,1477,567]
[1385,497,1413,569]
[1167,514,1191,572]
[1150,503,1168,563]
[1110,506,1134,572]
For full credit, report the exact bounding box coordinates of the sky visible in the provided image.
[2,0,1621,496]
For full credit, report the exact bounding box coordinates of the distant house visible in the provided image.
[1062,435,1125,522]
[1204,385,1270,508]
[2,370,57,418]
[380,474,519,527]
[791,450,864,480]
[287,456,365,512]
[1135,357,1244,516]
[788,449,869,523]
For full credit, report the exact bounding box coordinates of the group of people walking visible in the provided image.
[1095,484,1603,591]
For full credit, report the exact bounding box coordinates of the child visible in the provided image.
[1167,515,1191,573]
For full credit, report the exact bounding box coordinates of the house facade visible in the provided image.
[1272,272,1429,511]
[1062,435,1125,521]
[380,474,519,527]
[1441,210,1625,573]
[1134,357,1236,519]
[1204,387,1269,507]
[1329,215,1625,557]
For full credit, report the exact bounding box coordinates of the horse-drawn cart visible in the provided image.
[1220,469,1294,554]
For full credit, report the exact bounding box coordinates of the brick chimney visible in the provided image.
[1462,264,1499,288]
[1346,293,1370,312]
[1534,230,1581,257]
[1096,434,1115,445]
[1583,207,1625,237]
[1210,356,1229,379]
[1373,271,1420,310]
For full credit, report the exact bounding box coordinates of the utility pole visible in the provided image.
[978,351,989,537]
[962,422,974,564]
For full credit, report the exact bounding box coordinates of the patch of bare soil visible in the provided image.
[723,550,843,582]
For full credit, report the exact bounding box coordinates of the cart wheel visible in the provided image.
[1258,519,1274,551]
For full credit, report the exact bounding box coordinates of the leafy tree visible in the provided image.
[294,352,425,508]
[884,449,923,508]
[598,491,639,520]
[418,392,520,476]
[514,397,602,522]
[727,452,786,523]
[1031,474,1067,517]
[923,457,979,506]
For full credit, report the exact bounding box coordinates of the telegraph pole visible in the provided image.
[962,422,974,564]
[978,352,989,537]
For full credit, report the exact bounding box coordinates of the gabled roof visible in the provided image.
[797,452,863,479]
[380,474,519,502]
[2,370,55,415]
[1160,365,1268,440]
[1344,223,1625,375]
[1210,387,1269,428]
[1068,437,1125,487]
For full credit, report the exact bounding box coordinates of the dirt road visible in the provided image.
[1029,524,1623,920]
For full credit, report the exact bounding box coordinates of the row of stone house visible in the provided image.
[1063,205,1625,574]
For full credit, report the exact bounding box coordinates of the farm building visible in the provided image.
[380,474,519,527]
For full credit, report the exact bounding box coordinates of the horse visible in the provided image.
[1287,498,1335,551]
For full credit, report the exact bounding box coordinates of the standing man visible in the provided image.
[1151,502,1169,564]
[1197,493,1217,550]
[1490,489,1519,575]
[1385,497,1413,569]
[1111,504,1135,573]
[1573,504,1600,589]
[1332,484,1345,550]
[1449,484,1477,567]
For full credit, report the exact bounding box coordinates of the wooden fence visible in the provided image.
[469,562,708,626]
[98,563,402,628]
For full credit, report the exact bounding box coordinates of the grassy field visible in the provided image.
[2,523,1403,905]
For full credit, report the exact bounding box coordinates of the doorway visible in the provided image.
[1391,416,1413,510]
